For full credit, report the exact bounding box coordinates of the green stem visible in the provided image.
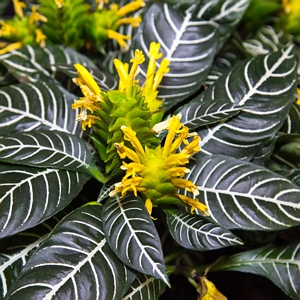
[164,248,187,264]
[272,153,297,169]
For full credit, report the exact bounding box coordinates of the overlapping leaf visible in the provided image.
[243,25,293,56]
[132,2,219,108]
[0,130,103,179]
[164,209,243,251]
[0,45,96,82]
[280,104,300,134]
[0,81,82,136]
[0,211,68,298]
[195,0,250,50]
[0,163,90,238]
[212,241,300,300]
[4,204,136,300]
[195,46,297,160]
[179,100,242,129]
[122,273,165,300]
[185,155,300,230]
[102,195,169,285]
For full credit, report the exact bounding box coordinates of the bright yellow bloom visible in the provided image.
[110,115,209,217]
[35,29,47,47]
[0,41,23,55]
[72,64,104,130]
[12,0,26,18]
[115,16,142,27]
[296,88,300,106]
[0,21,17,37]
[55,0,64,8]
[115,0,146,17]
[113,42,170,112]
[107,29,131,50]
[29,6,48,25]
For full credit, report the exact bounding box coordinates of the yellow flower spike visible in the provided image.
[178,194,210,216]
[170,178,199,196]
[35,29,47,47]
[73,64,102,95]
[121,162,145,178]
[145,198,157,220]
[115,16,143,27]
[111,116,208,216]
[78,115,101,130]
[115,0,146,17]
[12,0,26,18]
[161,114,182,158]
[113,59,129,90]
[0,21,17,37]
[55,0,64,8]
[107,29,130,49]
[114,142,141,163]
[152,58,170,91]
[29,6,48,25]
[0,41,23,55]
[144,42,163,91]
[121,126,146,158]
[296,88,300,106]
[129,49,145,80]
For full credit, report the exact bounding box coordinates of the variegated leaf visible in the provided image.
[0,163,90,238]
[164,209,243,251]
[4,204,136,300]
[0,130,103,180]
[212,241,300,300]
[196,46,297,160]
[0,210,68,298]
[280,104,300,134]
[0,235,47,298]
[196,0,250,50]
[102,194,169,285]
[243,25,293,56]
[185,155,300,230]
[122,273,165,300]
[0,82,82,136]
[179,100,242,129]
[132,2,219,108]
[0,45,96,83]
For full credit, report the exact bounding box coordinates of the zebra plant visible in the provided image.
[0,1,300,300]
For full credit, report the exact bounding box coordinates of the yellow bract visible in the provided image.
[110,115,209,217]
[12,0,26,18]
[113,42,170,112]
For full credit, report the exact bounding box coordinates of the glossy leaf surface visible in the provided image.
[102,195,169,285]
[185,155,300,230]
[0,163,90,238]
[164,209,243,251]
[4,204,135,300]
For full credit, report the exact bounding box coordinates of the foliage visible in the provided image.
[0,0,300,300]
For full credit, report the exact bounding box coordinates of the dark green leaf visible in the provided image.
[243,25,293,56]
[185,155,300,230]
[211,241,300,300]
[195,46,297,160]
[102,194,169,285]
[0,82,82,136]
[4,204,136,300]
[0,163,90,238]
[122,273,165,300]
[132,2,219,108]
[0,130,103,180]
[280,104,300,134]
[195,0,250,50]
[0,45,96,82]
[164,209,243,251]
[179,100,242,129]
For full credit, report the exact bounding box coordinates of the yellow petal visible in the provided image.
[74,64,101,95]
[121,126,145,158]
[115,0,145,17]
[177,194,209,216]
